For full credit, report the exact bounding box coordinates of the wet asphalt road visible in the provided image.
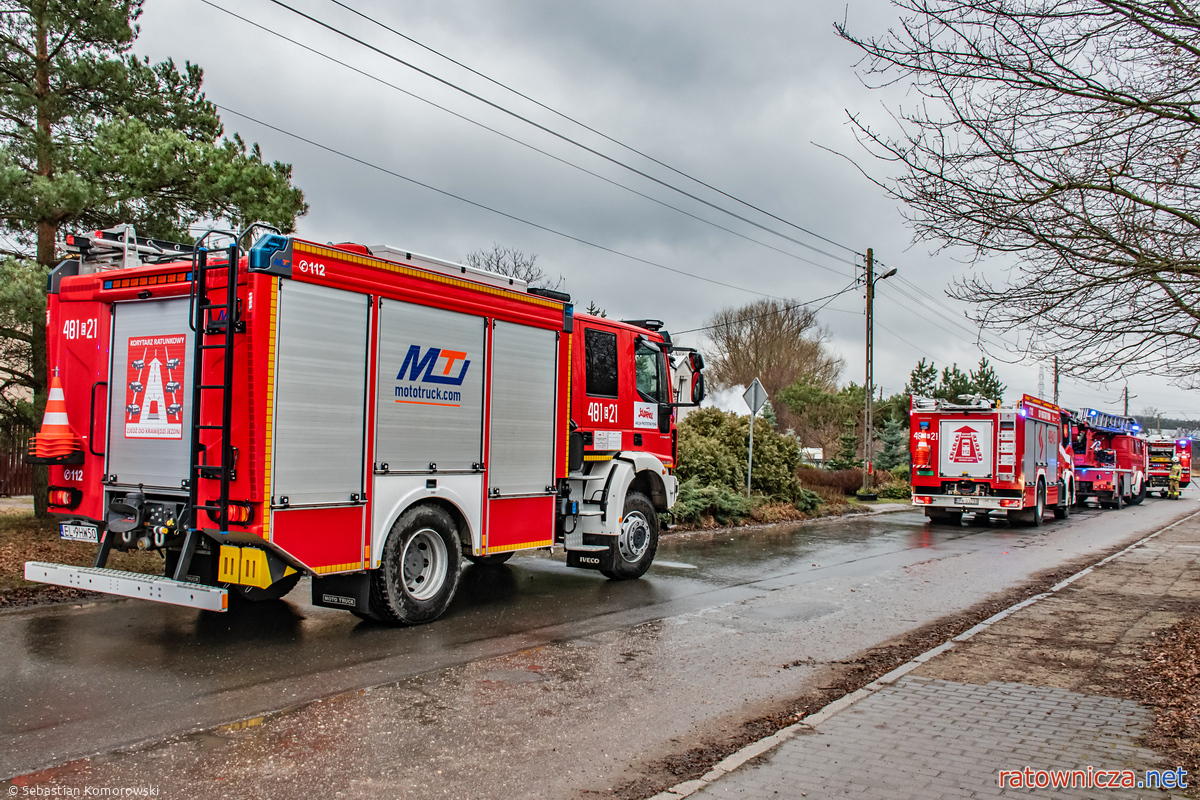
[4,497,1198,786]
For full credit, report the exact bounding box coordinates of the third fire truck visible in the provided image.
[910,393,1074,526]
[1148,437,1191,498]
[24,225,706,624]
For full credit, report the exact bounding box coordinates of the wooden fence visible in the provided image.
[0,423,34,497]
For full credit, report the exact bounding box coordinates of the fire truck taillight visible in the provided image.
[913,496,932,505]
[205,503,254,525]
[999,499,1021,508]
[48,487,81,509]
[228,504,253,524]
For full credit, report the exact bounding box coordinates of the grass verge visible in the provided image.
[0,509,162,607]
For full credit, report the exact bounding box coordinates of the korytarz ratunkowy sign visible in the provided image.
[124,335,186,439]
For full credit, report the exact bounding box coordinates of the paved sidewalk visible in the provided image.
[680,512,1200,799]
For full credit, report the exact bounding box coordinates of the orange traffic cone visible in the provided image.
[27,372,83,461]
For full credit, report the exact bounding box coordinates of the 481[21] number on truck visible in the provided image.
[24,225,707,624]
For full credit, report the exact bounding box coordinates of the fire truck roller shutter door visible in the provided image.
[107,298,193,489]
[273,281,368,505]
[489,321,558,496]
[485,321,558,552]
[374,300,485,471]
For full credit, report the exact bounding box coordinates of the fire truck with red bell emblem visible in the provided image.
[23,225,706,624]
[909,393,1075,526]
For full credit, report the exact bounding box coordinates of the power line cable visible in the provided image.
[253,0,859,268]
[195,0,853,279]
[322,0,863,258]
[878,282,992,347]
[673,280,859,335]
[876,320,940,361]
[215,103,782,298]
[890,271,1018,351]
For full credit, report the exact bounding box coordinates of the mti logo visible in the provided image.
[397,346,470,386]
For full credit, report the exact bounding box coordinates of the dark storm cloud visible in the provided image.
[129,0,1195,413]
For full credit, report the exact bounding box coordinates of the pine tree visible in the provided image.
[0,1,307,513]
[826,423,862,470]
[905,358,939,397]
[969,358,1006,402]
[759,399,778,428]
[875,417,908,470]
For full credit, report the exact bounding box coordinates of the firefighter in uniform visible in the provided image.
[1169,455,1183,499]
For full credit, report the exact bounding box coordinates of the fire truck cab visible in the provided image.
[25,226,705,624]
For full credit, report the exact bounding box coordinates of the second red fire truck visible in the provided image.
[24,225,706,624]
[910,393,1074,526]
[1068,409,1147,508]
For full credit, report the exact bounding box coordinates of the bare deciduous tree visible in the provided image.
[839,0,1200,383]
[704,299,843,430]
[465,244,563,289]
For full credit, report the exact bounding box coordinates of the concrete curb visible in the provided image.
[648,507,1200,799]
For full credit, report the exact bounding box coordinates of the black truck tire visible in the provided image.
[601,491,658,580]
[370,504,462,625]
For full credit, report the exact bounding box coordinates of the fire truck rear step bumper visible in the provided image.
[914,497,1011,510]
[24,561,228,612]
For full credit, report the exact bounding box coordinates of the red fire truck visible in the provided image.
[24,226,705,624]
[1148,437,1191,497]
[1068,409,1147,508]
[909,393,1074,526]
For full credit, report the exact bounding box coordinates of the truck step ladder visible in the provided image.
[176,236,241,581]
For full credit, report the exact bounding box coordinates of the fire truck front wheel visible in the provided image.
[601,491,659,580]
[371,504,462,625]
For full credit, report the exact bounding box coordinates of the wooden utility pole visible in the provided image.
[1124,385,1129,416]
[861,250,896,496]
[863,249,874,494]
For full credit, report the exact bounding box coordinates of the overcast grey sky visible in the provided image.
[134,0,1198,420]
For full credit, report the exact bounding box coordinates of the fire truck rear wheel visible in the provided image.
[1053,483,1071,519]
[1128,480,1146,505]
[601,491,658,581]
[371,504,462,625]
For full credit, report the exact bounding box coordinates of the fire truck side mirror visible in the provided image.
[691,372,706,405]
[689,352,705,372]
